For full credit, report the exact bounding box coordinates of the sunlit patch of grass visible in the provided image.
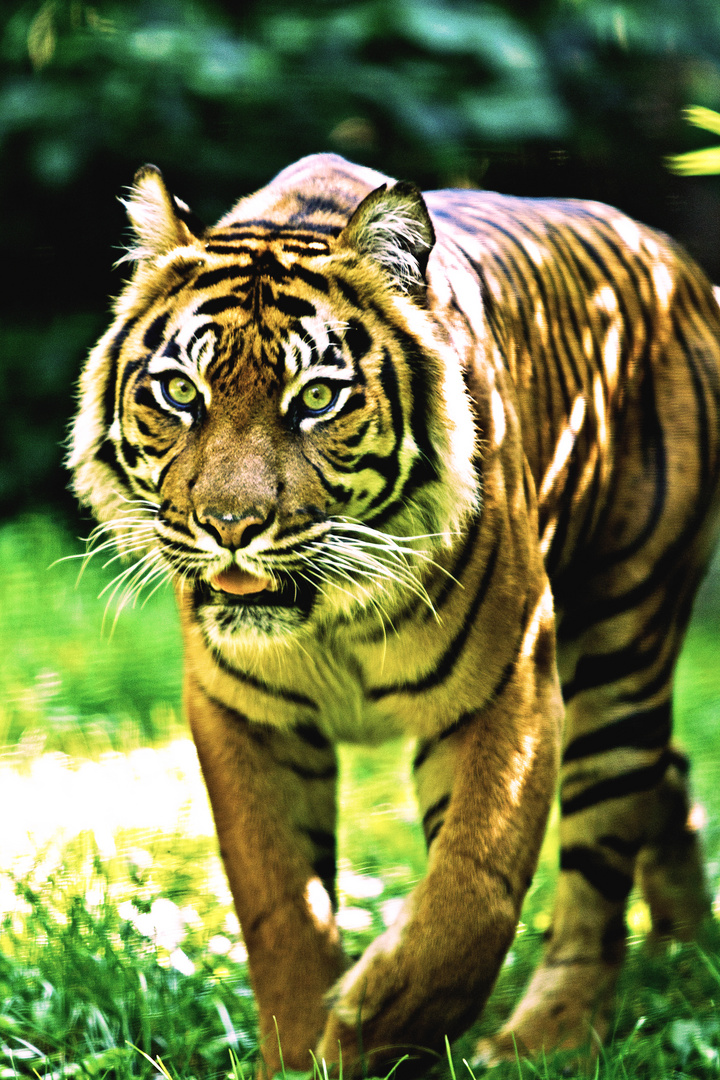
[0,740,257,1079]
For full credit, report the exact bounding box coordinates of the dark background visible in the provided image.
[3,0,720,521]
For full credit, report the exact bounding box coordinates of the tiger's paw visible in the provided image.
[472,960,619,1067]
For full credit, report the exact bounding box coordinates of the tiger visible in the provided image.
[69,152,720,1076]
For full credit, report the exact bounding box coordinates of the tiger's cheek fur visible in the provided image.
[70,154,720,1077]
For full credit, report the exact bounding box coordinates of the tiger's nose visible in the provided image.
[198,508,271,550]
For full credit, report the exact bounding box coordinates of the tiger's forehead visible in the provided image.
[141,252,363,399]
[147,233,332,368]
[165,232,335,309]
[202,226,334,258]
[152,305,349,375]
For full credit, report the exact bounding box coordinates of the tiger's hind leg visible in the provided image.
[475,568,713,1065]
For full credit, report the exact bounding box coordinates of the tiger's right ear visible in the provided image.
[336,180,435,295]
[120,165,203,262]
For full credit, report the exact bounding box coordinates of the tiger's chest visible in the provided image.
[181,584,500,744]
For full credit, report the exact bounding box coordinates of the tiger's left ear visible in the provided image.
[120,165,203,262]
[337,181,435,294]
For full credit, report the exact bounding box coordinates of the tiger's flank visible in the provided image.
[69,153,720,1076]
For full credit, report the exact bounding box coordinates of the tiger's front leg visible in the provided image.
[184,674,346,1076]
[317,653,563,1076]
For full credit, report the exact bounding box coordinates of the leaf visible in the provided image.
[667,146,720,176]
[684,105,720,137]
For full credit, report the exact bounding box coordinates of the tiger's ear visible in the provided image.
[337,181,435,294]
[121,165,202,261]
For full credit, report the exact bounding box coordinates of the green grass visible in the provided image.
[1,513,720,1079]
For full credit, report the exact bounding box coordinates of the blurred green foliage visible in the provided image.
[2,0,720,517]
[0,515,182,751]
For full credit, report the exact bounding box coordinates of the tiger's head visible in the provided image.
[69,155,479,648]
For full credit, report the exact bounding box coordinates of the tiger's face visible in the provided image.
[70,164,479,647]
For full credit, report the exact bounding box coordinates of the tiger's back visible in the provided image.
[70,154,720,1075]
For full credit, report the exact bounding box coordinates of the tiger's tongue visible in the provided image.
[210,567,271,595]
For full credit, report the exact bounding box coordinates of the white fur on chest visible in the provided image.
[222,629,409,744]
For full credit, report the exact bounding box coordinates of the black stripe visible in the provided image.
[422,793,450,831]
[466,215,583,445]
[561,750,670,816]
[277,759,337,781]
[598,834,644,857]
[295,723,331,750]
[539,224,588,390]
[562,701,671,762]
[95,437,128,487]
[560,846,633,902]
[193,267,248,290]
[487,647,522,706]
[198,699,335,785]
[133,385,159,411]
[422,515,480,621]
[156,453,178,491]
[158,536,197,554]
[195,296,244,317]
[209,648,319,710]
[344,318,372,363]
[561,631,666,703]
[208,221,342,240]
[335,278,362,308]
[304,828,336,850]
[333,389,367,421]
[361,349,403,512]
[403,338,440,482]
[589,364,667,575]
[426,819,445,847]
[136,418,154,438]
[673,309,712,493]
[120,437,138,468]
[615,648,675,706]
[274,292,316,319]
[555,453,604,573]
[568,213,654,350]
[166,271,197,299]
[543,436,590,578]
[413,740,433,772]
[204,244,254,254]
[560,542,703,697]
[300,450,353,504]
[666,747,690,776]
[143,311,170,351]
[367,534,501,699]
[313,854,337,905]
[158,514,194,538]
[290,265,329,293]
[141,442,171,459]
[103,315,140,428]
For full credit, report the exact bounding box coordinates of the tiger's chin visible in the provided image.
[192,575,318,647]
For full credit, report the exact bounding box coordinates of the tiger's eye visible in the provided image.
[301,381,335,413]
[165,376,198,407]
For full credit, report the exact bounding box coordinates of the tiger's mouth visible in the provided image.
[194,569,317,616]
